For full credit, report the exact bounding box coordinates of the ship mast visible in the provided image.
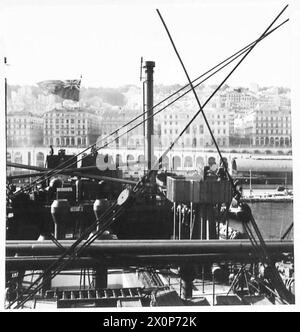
[143,61,155,172]
[4,57,7,114]
[5,57,8,178]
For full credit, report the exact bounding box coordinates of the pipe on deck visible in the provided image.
[6,240,293,257]
[6,251,291,271]
[7,161,144,174]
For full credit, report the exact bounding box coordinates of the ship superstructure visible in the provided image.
[5,5,294,309]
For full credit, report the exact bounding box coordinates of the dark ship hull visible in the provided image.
[5,20,295,306]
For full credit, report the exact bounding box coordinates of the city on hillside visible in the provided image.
[6,83,291,154]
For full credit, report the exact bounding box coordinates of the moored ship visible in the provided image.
[5,5,294,309]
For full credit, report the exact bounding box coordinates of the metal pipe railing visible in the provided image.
[6,239,293,257]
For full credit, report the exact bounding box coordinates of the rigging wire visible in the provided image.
[243,213,293,304]
[13,178,148,307]
[157,5,293,305]
[280,222,293,240]
[7,201,119,308]
[9,185,140,308]
[248,214,294,304]
[10,166,148,307]
[11,201,131,308]
[10,19,288,197]
[18,6,291,304]
[156,6,288,192]
[10,23,289,310]
[8,8,290,308]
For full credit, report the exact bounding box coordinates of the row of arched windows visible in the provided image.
[44,137,87,147]
[254,136,291,147]
[120,154,209,170]
[6,150,292,172]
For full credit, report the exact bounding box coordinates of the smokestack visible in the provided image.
[144,61,155,171]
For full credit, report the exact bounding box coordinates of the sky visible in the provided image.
[0,0,295,88]
[1,0,300,311]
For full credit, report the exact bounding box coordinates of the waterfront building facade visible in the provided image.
[6,111,43,147]
[100,107,144,148]
[43,107,101,148]
[6,83,292,156]
[153,93,230,150]
[244,106,292,148]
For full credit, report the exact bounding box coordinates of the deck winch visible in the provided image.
[166,175,233,240]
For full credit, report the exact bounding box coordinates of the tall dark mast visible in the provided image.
[5,57,8,175]
[143,61,155,171]
[4,57,7,114]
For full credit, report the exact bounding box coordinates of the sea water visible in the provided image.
[248,201,293,240]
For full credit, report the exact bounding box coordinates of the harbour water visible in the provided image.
[248,201,293,240]
[22,201,293,295]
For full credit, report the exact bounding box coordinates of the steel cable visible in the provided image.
[8,7,290,308]
[12,181,147,308]
[10,182,144,308]
[157,4,293,305]
[7,201,119,308]
[10,15,288,305]
[10,19,288,197]
[156,6,288,193]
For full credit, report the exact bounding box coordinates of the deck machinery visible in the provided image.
[5,148,294,307]
[5,53,294,308]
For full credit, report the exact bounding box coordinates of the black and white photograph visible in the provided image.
[1,0,299,311]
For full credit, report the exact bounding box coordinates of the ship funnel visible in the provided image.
[143,61,155,171]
